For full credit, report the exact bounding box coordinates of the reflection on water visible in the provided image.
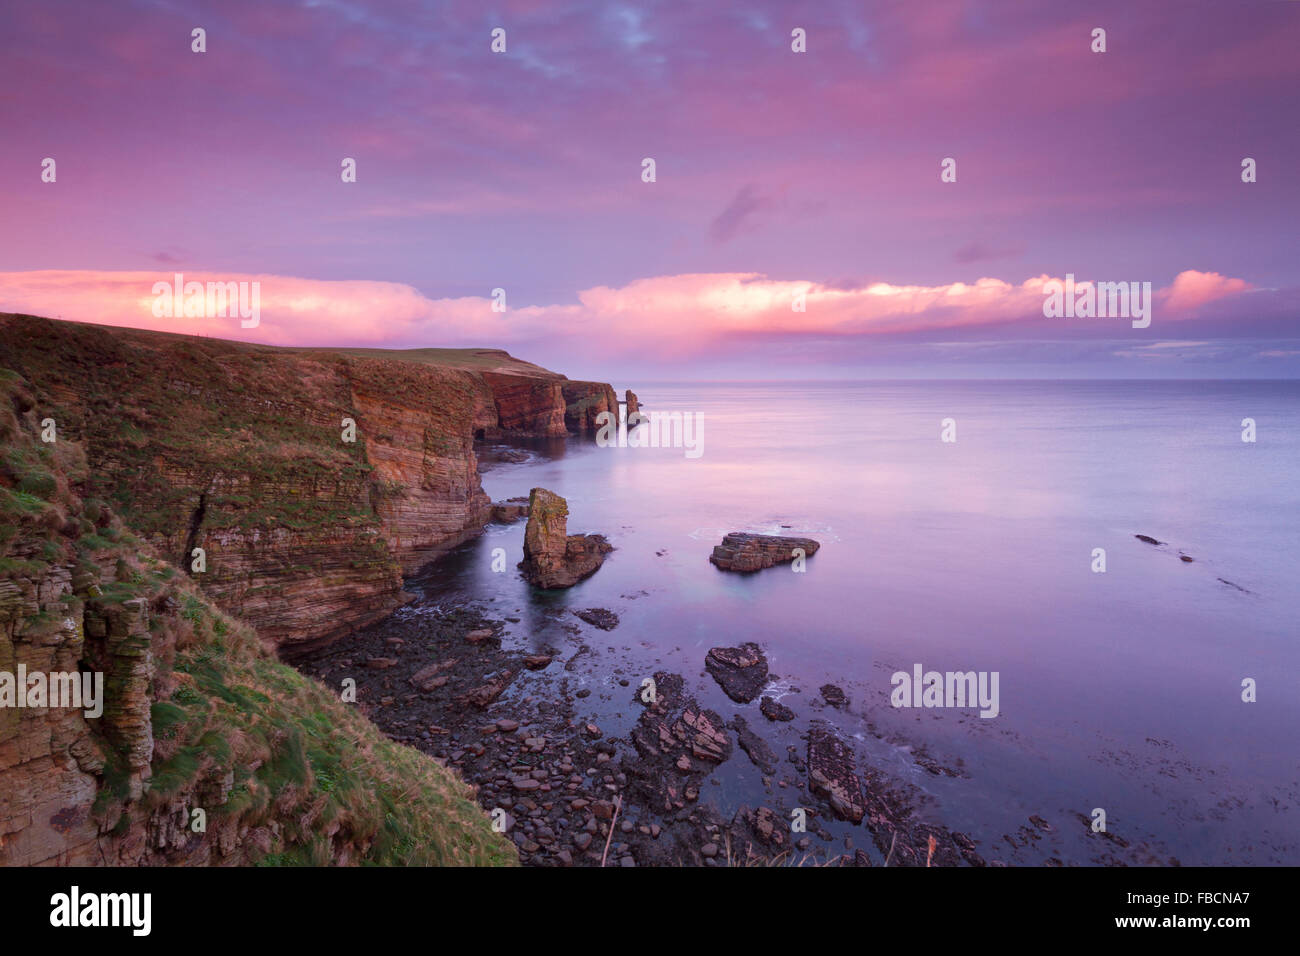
[405,380,1300,864]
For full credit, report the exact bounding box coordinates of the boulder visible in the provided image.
[519,487,612,588]
[705,642,769,703]
[820,683,849,708]
[760,695,795,722]
[709,532,820,572]
[459,669,516,709]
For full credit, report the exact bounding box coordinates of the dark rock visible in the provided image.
[760,696,795,722]
[705,642,769,703]
[729,715,778,774]
[820,683,849,708]
[574,607,619,630]
[1135,534,1162,545]
[490,498,530,523]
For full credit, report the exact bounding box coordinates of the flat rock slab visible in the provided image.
[709,532,820,572]
[459,669,516,709]
[573,607,619,630]
[705,642,769,703]
[807,722,867,823]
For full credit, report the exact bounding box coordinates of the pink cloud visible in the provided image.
[1161,270,1254,312]
[0,267,1266,358]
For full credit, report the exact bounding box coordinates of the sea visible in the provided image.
[396,380,1300,865]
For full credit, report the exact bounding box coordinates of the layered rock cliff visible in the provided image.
[0,314,629,654]
[0,367,515,866]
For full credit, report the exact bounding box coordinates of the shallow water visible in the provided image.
[403,380,1300,865]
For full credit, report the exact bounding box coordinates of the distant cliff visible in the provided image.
[0,314,625,654]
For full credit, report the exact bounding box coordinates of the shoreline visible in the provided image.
[292,559,989,866]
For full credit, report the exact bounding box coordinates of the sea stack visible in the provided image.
[519,487,612,588]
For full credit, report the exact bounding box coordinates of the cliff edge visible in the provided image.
[0,314,626,654]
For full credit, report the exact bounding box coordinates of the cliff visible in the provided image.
[0,314,627,654]
[0,367,515,866]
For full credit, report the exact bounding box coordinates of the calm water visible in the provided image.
[408,380,1300,865]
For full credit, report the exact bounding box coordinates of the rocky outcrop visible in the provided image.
[760,695,795,721]
[0,314,627,653]
[490,498,530,523]
[481,372,567,437]
[0,374,513,867]
[820,683,849,708]
[573,607,619,630]
[709,532,820,572]
[728,714,778,774]
[518,487,612,589]
[704,642,769,703]
[562,381,618,433]
[625,389,640,417]
[628,672,732,817]
[807,722,867,823]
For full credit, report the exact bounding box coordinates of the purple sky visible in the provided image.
[1,0,1298,379]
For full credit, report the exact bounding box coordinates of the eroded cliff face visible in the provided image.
[0,369,515,866]
[0,314,623,654]
[561,381,619,433]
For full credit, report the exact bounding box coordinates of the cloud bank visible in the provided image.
[0,268,1274,362]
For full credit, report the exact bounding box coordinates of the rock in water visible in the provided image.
[760,696,795,722]
[820,683,849,708]
[574,607,620,630]
[490,497,530,523]
[807,723,867,823]
[705,642,769,702]
[709,532,820,572]
[519,487,612,589]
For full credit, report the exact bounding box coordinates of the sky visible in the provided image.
[0,0,1298,380]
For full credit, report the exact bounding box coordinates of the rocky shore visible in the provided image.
[296,608,988,867]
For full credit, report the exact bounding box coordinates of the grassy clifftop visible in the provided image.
[0,329,516,865]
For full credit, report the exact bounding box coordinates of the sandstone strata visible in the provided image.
[561,381,619,433]
[807,722,867,823]
[709,532,820,572]
[0,372,510,867]
[0,314,627,653]
[518,487,612,589]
